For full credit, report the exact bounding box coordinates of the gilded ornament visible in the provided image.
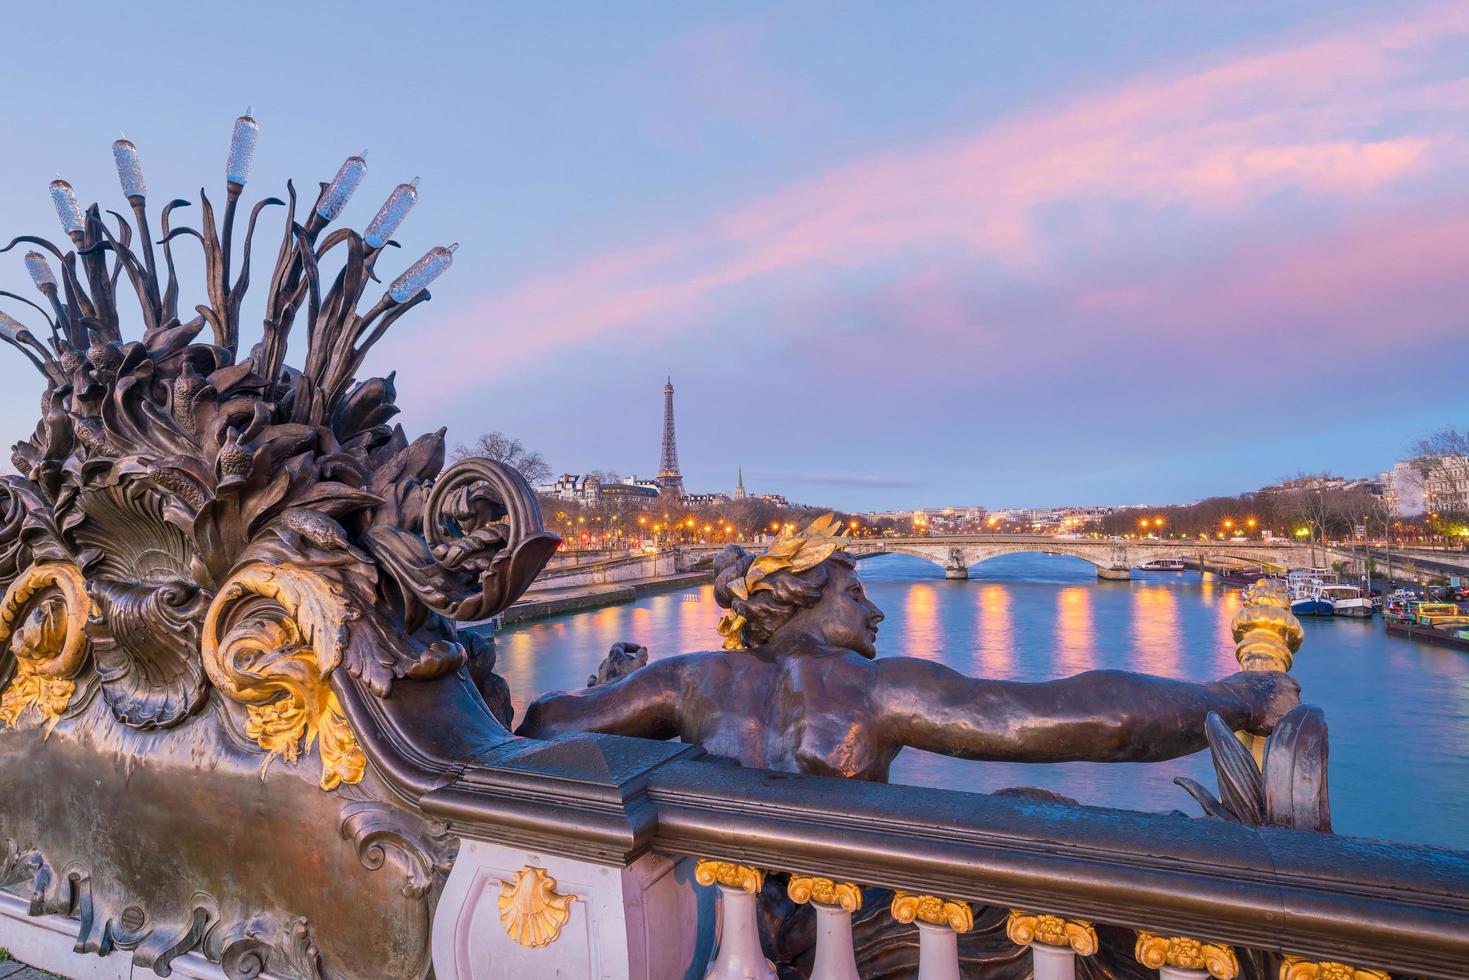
[717,514,847,650]
[1242,579,1290,609]
[890,892,973,933]
[786,874,862,913]
[1278,957,1389,980]
[0,562,92,735]
[497,867,575,948]
[1005,910,1098,956]
[201,563,366,790]
[1231,593,1302,763]
[1231,605,1303,657]
[1134,932,1239,979]
[694,859,765,894]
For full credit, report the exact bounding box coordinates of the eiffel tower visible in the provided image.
[657,376,685,499]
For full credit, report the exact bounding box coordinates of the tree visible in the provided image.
[1410,427,1469,544]
[1412,426,1469,458]
[451,431,551,485]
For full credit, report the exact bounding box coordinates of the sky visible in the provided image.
[0,1,1464,510]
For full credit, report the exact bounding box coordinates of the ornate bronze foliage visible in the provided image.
[0,124,559,978]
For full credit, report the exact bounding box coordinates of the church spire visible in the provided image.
[734,466,746,499]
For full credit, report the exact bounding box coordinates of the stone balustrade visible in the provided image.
[418,731,1469,978]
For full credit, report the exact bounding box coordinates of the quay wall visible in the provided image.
[532,550,678,589]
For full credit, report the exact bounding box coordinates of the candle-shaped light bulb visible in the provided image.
[112,135,146,199]
[24,251,56,291]
[226,107,259,186]
[0,311,25,342]
[388,243,458,303]
[363,177,419,248]
[49,178,85,234]
[315,151,368,221]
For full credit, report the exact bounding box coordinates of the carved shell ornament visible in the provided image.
[0,118,559,782]
[497,867,576,948]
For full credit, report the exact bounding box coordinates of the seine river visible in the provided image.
[494,553,1469,851]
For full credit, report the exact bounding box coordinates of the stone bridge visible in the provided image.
[685,535,1309,580]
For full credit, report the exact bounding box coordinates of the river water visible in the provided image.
[493,553,1469,851]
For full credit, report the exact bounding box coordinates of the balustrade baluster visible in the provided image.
[1005,910,1098,980]
[695,860,776,980]
[1134,932,1239,979]
[786,874,862,980]
[890,891,973,980]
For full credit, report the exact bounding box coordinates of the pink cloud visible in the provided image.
[382,2,1469,406]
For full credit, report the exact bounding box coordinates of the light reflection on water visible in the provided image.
[495,552,1469,850]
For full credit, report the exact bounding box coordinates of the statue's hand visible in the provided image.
[1223,670,1301,735]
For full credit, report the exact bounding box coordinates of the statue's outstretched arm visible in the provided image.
[873,659,1299,763]
[515,656,687,741]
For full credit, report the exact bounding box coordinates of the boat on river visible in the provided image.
[1290,581,1332,617]
[1216,568,1269,587]
[1136,558,1186,571]
[1384,601,1469,650]
[1318,584,1373,618]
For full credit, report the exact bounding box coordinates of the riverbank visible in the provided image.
[497,570,713,624]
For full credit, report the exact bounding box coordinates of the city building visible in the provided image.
[734,467,746,500]
[656,377,685,499]
[1380,461,1426,516]
[539,473,660,505]
[599,477,662,505]
[1421,456,1469,516]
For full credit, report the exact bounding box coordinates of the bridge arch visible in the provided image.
[854,543,1124,579]
[683,537,1305,581]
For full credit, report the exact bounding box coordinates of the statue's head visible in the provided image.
[713,516,884,658]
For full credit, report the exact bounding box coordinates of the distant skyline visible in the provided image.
[0,2,1464,509]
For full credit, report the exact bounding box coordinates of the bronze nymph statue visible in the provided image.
[518,515,1301,978]
[519,516,1300,777]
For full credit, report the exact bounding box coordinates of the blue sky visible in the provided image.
[0,2,1464,509]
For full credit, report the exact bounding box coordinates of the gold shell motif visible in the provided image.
[498,867,576,949]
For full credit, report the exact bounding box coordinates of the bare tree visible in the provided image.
[451,431,552,485]
[1412,426,1469,458]
[1277,472,1338,565]
[1409,427,1469,544]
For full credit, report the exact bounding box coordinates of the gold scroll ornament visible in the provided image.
[0,562,92,735]
[200,563,365,790]
[1231,578,1303,765]
[1005,910,1099,957]
[1278,957,1389,980]
[498,867,576,949]
[890,892,974,933]
[786,874,863,913]
[694,859,766,894]
[1134,932,1239,979]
